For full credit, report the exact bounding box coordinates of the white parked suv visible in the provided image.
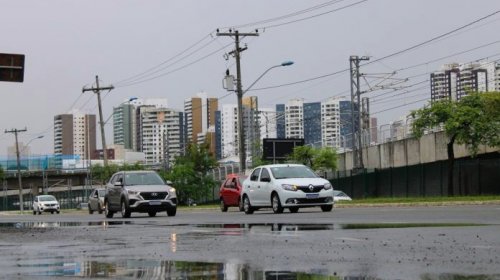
[33,195,60,215]
[241,164,334,214]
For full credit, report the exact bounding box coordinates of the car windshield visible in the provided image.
[124,172,165,186]
[97,190,106,197]
[39,195,56,202]
[334,191,347,197]
[270,166,319,179]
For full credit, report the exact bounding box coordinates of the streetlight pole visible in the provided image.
[224,61,294,172]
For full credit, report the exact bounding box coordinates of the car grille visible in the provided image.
[297,185,324,193]
[296,197,330,204]
[140,192,168,200]
[45,203,57,207]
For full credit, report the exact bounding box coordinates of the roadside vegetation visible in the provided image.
[335,195,500,205]
[411,91,500,196]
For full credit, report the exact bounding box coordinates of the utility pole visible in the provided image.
[349,55,369,173]
[217,29,259,173]
[4,127,27,213]
[82,75,114,166]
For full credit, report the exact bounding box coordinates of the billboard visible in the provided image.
[262,138,305,161]
[0,53,25,82]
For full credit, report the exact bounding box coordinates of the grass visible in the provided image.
[337,195,500,205]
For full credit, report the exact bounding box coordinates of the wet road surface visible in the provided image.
[0,205,499,279]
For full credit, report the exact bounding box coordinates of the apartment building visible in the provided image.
[54,111,96,159]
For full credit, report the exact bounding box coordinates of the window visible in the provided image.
[250,168,261,181]
[260,168,270,182]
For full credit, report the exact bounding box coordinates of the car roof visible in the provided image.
[36,195,56,198]
[254,164,306,169]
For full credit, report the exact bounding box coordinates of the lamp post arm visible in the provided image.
[243,65,281,95]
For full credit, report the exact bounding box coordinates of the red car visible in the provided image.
[219,174,246,212]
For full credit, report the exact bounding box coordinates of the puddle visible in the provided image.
[0,222,486,231]
[17,258,340,279]
[0,221,132,229]
[15,258,500,279]
[340,223,485,230]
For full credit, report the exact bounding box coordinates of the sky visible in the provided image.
[1,0,499,155]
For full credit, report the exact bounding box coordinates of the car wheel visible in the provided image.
[105,200,114,218]
[33,211,36,215]
[97,203,103,214]
[121,200,131,218]
[220,199,228,212]
[289,207,299,213]
[38,211,42,215]
[89,206,94,214]
[243,196,254,215]
[167,207,177,217]
[321,205,333,212]
[51,211,54,214]
[148,211,157,217]
[271,193,284,214]
[238,197,244,212]
[56,211,60,214]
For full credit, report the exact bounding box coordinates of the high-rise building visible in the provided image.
[139,106,181,166]
[285,98,304,139]
[276,104,285,138]
[304,102,321,147]
[431,61,497,102]
[220,104,238,159]
[113,103,136,150]
[184,92,218,145]
[54,111,96,159]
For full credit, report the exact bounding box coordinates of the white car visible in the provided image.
[241,164,334,214]
[33,195,60,215]
[334,190,352,202]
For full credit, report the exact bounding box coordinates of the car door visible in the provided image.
[107,173,123,209]
[33,196,39,211]
[256,167,273,206]
[225,178,239,205]
[245,168,261,205]
[88,190,96,210]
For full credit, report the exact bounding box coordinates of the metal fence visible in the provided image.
[331,155,500,198]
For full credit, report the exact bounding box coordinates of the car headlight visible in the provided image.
[169,187,176,193]
[127,190,140,195]
[281,184,297,191]
[324,183,332,190]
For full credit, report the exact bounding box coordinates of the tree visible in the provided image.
[161,142,218,204]
[288,146,338,173]
[411,92,500,195]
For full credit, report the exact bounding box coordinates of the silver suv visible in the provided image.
[104,170,177,218]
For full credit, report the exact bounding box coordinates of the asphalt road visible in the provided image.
[0,205,499,279]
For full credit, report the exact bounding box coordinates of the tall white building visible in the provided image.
[220,104,238,158]
[54,110,96,159]
[258,108,278,139]
[285,98,304,139]
[321,97,343,148]
[139,106,181,166]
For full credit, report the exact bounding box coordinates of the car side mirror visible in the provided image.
[166,180,173,185]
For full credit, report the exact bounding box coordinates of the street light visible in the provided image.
[16,135,44,214]
[233,60,294,172]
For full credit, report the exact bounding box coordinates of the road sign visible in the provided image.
[0,53,25,82]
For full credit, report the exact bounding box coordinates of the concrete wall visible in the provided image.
[337,131,499,171]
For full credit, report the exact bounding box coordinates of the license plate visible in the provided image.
[149,201,161,205]
[306,193,319,199]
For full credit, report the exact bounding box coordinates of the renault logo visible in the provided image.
[308,185,314,191]
[151,193,158,196]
